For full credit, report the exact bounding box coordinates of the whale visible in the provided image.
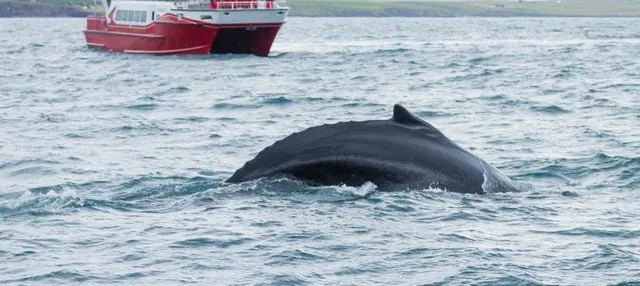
[227,104,518,194]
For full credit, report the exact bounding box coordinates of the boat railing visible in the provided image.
[175,0,287,10]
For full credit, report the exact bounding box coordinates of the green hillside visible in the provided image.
[2,0,640,17]
[287,0,640,17]
[0,0,91,17]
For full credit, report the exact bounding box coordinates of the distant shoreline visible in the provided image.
[2,0,640,18]
[287,0,640,18]
[0,1,90,17]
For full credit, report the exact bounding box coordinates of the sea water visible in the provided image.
[0,17,639,285]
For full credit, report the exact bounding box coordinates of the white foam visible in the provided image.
[3,186,84,211]
[335,181,378,197]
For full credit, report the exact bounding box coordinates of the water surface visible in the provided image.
[0,17,639,285]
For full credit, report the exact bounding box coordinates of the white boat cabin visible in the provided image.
[106,0,287,26]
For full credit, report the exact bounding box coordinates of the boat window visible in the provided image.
[113,9,149,23]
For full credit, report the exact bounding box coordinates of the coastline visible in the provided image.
[0,1,90,17]
[1,0,639,18]
[287,0,640,18]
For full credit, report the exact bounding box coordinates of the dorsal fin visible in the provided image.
[392,104,426,125]
[391,104,447,138]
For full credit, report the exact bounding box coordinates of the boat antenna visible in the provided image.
[100,0,110,14]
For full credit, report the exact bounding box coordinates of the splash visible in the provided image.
[0,187,84,216]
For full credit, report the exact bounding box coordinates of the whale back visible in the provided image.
[227,104,516,194]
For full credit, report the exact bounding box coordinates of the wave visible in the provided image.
[0,187,87,216]
[468,56,496,64]
[112,122,187,135]
[1,270,100,284]
[212,102,261,110]
[446,68,506,82]
[0,159,61,171]
[514,153,640,191]
[529,228,640,239]
[0,159,61,181]
[219,177,378,203]
[416,110,458,118]
[529,105,571,114]
[261,95,293,105]
[0,176,221,217]
[148,86,190,97]
[0,176,379,217]
[125,103,158,111]
[171,237,254,249]
[372,48,412,55]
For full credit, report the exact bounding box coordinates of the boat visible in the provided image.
[84,0,288,56]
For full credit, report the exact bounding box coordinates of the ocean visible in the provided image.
[0,17,639,285]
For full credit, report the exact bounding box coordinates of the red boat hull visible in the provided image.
[84,15,282,56]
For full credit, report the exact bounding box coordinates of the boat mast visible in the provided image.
[101,0,110,14]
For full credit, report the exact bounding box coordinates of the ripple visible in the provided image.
[373,48,411,54]
[469,56,494,64]
[268,275,310,285]
[529,105,571,114]
[175,116,210,123]
[126,104,158,110]
[0,159,61,172]
[1,270,98,284]
[171,237,253,249]
[265,250,326,265]
[530,228,640,239]
[212,102,261,109]
[151,86,190,96]
[416,110,457,117]
[262,96,293,105]
[37,113,67,123]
